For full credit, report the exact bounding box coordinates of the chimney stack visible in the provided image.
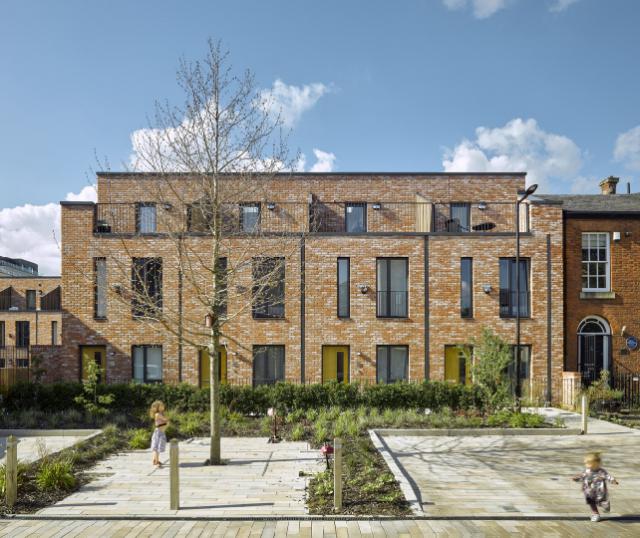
[599,176,619,195]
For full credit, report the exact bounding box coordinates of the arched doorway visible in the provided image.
[577,316,611,384]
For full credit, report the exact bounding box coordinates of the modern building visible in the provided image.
[57,172,565,400]
[541,176,640,386]
[0,274,62,376]
[0,257,39,277]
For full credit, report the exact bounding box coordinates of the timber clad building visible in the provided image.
[58,172,564,399]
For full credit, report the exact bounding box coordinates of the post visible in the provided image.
[169,439,179,510]
[515,200,521,411]
[581,394,588,435]
[333,437,342,510]
[5,435,18,510]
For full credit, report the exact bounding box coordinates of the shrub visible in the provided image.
[0,461,30,496]
[469,328,514,410]
[36,458,76,492]
[129,428,152,449]
[290,424,305,441]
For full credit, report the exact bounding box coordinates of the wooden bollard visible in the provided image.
[5,435,18,510]
[333,437,342,510]
[581,394,588,435]
[169,439,179,510]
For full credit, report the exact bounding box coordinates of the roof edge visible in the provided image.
[60,201,95,206]
[96,171,528,179]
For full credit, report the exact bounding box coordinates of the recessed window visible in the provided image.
[136,203,157,234]
[376,258,408,318]
[51,321,58,346]
[252,257,285,319]
[345,203,366,233]
[26,290,36,311]
[581,233,610,291]
[499,258,530,318]
[131,258,163,318]
[376,345,408,383]
[460,258,473,318]
[253,345,285,386]
[15,321,29,347]
[94,258,107,319]
[132,345,163,383]
[240,203,261,233]
[337,258,350,318]
[449,203,471,232]
[0,321,5,347]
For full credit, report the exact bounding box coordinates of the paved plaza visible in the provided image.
[380,410,640,520]
[0,430,100,464]
[37,437,324,517]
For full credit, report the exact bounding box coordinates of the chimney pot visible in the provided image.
[599,176,619,195]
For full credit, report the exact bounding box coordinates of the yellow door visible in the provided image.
[200,347,227,388]
[81,346,107,383]
[444,346,471,385]
[322,346,349,383]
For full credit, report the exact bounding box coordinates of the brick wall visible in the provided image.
[58,173,566,400]
[564,216,640,373]
[0,276,62,346]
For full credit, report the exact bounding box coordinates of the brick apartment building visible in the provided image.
[542,176,640,387]
[57,172,565,399]
[0,268,62,378]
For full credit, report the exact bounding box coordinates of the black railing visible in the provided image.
[499,290,530,318]
[94,201,527,235]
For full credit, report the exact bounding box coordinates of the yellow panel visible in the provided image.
[322,346,349,383]
[445,346,471,385]
[81,346,106,382]
[200,347,227,388]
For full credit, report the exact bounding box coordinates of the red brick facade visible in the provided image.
[0,276,62,347]
[563,216,640,374]
[57,172,564,400]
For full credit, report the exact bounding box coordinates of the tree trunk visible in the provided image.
[209,324,221,464]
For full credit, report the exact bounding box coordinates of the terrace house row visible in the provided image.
[58,172,564,399]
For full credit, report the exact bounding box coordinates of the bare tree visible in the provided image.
[99,40,304,464]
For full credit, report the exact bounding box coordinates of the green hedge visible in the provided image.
[3,380,486,415]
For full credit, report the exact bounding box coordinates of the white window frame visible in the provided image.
[581,232,610,292]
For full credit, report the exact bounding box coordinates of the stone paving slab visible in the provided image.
[1,518,640,536]
[380,417,640,519]
[0,430,100,464]
[37,437,324,517]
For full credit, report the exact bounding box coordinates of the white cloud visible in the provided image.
[549,0,580,13]
[0,186,96,276]
[444,0,580,18]
[309,149,336,172]
[263,79,329,128]
[130,78,330,172]
[442,118,583,191]
[442,0,509,19]
[614,125,640,171]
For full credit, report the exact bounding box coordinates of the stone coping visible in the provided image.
[0,429,102,438]
[373,427,581,436]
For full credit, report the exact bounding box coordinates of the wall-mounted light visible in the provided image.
[162,202,173,211]
[483,284,492,294]
[112,284,123,294]
[478,202,487,210]
[621,325,628,337]
[372,202,382,210]
[357,284,370,294]
[266,202,276,211]
[356,351,362,357]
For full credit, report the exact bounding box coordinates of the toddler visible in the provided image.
[572,452,619,522]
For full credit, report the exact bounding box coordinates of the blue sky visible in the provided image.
[1,0,640,273]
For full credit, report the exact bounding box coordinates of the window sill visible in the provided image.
[94,316,108,322]
[580,291,616,300]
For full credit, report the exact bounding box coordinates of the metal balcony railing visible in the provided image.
[93,201,528,235]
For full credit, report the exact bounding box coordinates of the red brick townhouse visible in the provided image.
[541,176,640,394]
[0,258,62,379]
[57,172,564,400]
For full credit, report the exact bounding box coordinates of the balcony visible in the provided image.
[93,201,528,236]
